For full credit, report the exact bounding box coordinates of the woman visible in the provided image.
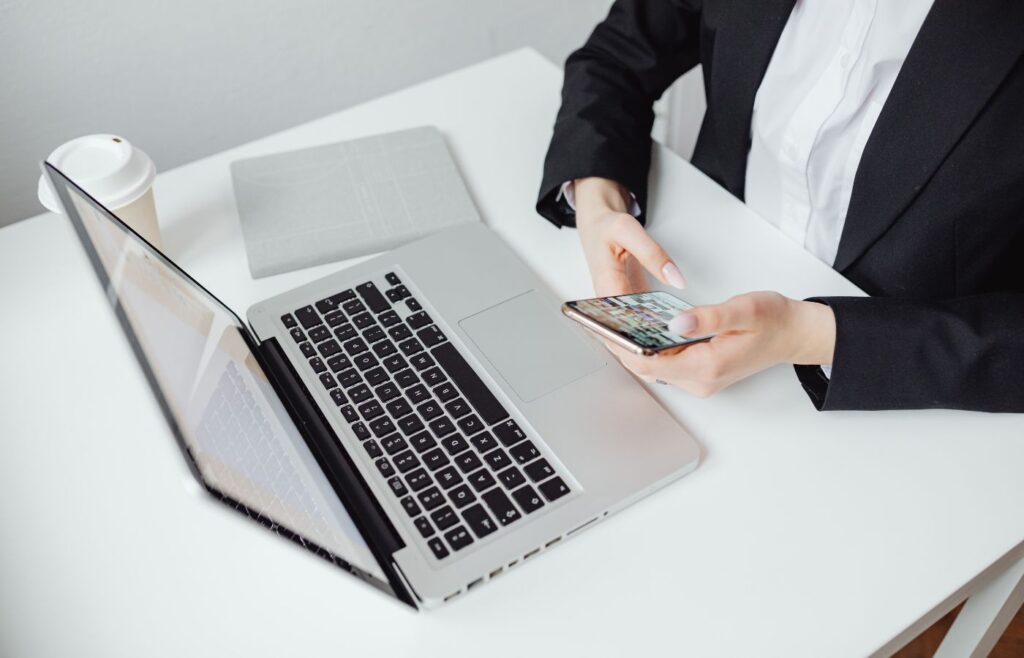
[537,0,1024,411]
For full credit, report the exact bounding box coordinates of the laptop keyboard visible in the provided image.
[281,271,572,561]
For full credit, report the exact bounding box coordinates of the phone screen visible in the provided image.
[567,291,706,350]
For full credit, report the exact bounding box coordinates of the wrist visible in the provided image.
[573,177,631,218]
[788,300,836,366]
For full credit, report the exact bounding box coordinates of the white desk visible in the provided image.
[2,49,1023,658]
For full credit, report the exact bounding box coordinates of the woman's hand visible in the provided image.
[573,177,687,296]
[606,292,837,397]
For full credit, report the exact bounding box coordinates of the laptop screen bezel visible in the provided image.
[41,161,407,598]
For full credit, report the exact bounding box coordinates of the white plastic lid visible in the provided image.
[38,134,155,213]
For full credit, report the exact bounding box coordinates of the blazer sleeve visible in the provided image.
[794,294,1024,411]
[537,0,704,228]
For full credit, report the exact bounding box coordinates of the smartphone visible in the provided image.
[561,291,713,356]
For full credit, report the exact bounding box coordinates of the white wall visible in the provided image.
[0,0,624,226]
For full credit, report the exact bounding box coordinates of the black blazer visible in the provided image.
[537,0,1024,412]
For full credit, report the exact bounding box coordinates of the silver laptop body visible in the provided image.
[46,162,700,609]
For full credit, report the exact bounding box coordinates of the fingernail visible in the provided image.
[668,311,698,335]
[662,262,687,289]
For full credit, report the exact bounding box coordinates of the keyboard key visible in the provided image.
[334,324,356,342]
[444,398,470,418]
[337,368,361,388]
[372,339,397,358]
[342,299,366,316]
[417,400,443,421]
[299,342,316,358]
[385,272,402,286]
[398,414,425,436]
[482,488,521,526]
[324,310,347,327]
[398,338,423,356]
[392,284,410,299]
[430,506,458,530]
[454,451,482,474]
[427,536,449,559]
[406,297,422,312]
[379,310,401,327]
[494,419,527,447]
[434,382,458,402]
[329,388,347,406]
[449,484,476,508]
[352,312,375,330]
[289,327,305,343]
[414,516,434,537]
[356,281,390,314]
[319,372,338,390]
[358,400,384,421]
[497,466,525,490]
[369,416,396,438]
[444,525,474,552]
[317,339,342,358]
[406,468,431,492]
[406,384,430,405]
[407,310,433,330]
[308,325,331,343]
[393,450,420,473]
[436,466,462,489]
[375,458,395,478]
[353,353,378,371]
[417,325,447,348]
[343,338,368,355]
[509,440,541,466]
[470,431,498,453]
[410,352,435,371]
[327,354,351,373]
[364,440,382,458]
[375,381,400,402]
[422,448,449,471]
[433,342,509,426]
[363,326,386,344]
[538,476,571,502]
[295,306,322,329]
[386,287,404,303]
[400,495,419,517]
[331,289,356,305]
[421,367,446,388]
[349,384,372,403]
[394,368,418,388]
[309,357,327,373]
[382,354,408,373]
[340,405,359,423]
[351,422,370,440]
[281,313,297,328]
[417,486,445,511]
[467,469,497,492]
[456,414,484,436]
[429,417,456,438]
[440,434,469,455]
[385,397,413,419]
[462,504,497,539]
[387,476,408,497]
[512,485,546,513]
[381,434,408,455]
[408,431,436,453]
[365,367,389,387]
[482,448,512,471]
[388,324,412,342]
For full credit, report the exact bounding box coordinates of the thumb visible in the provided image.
[612,217,687,289]
[668,297,750,336]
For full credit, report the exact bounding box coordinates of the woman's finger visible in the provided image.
[611,216,687,289]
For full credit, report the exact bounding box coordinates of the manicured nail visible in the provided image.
[668,311,698,335]
[662,262,687,289]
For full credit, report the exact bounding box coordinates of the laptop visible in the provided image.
[43,161,700,608]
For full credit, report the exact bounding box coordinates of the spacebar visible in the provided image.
[432,342,509,426]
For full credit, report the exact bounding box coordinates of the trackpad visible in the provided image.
[459,291,606,402]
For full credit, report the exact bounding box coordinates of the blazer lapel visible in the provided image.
[709,0,796,198]
[834,0,1024,272]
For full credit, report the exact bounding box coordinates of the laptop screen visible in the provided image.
[44,164,387,583]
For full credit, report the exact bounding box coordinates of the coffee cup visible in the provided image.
[38,134,161,248]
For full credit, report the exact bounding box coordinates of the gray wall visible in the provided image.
[0,0,619,227]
